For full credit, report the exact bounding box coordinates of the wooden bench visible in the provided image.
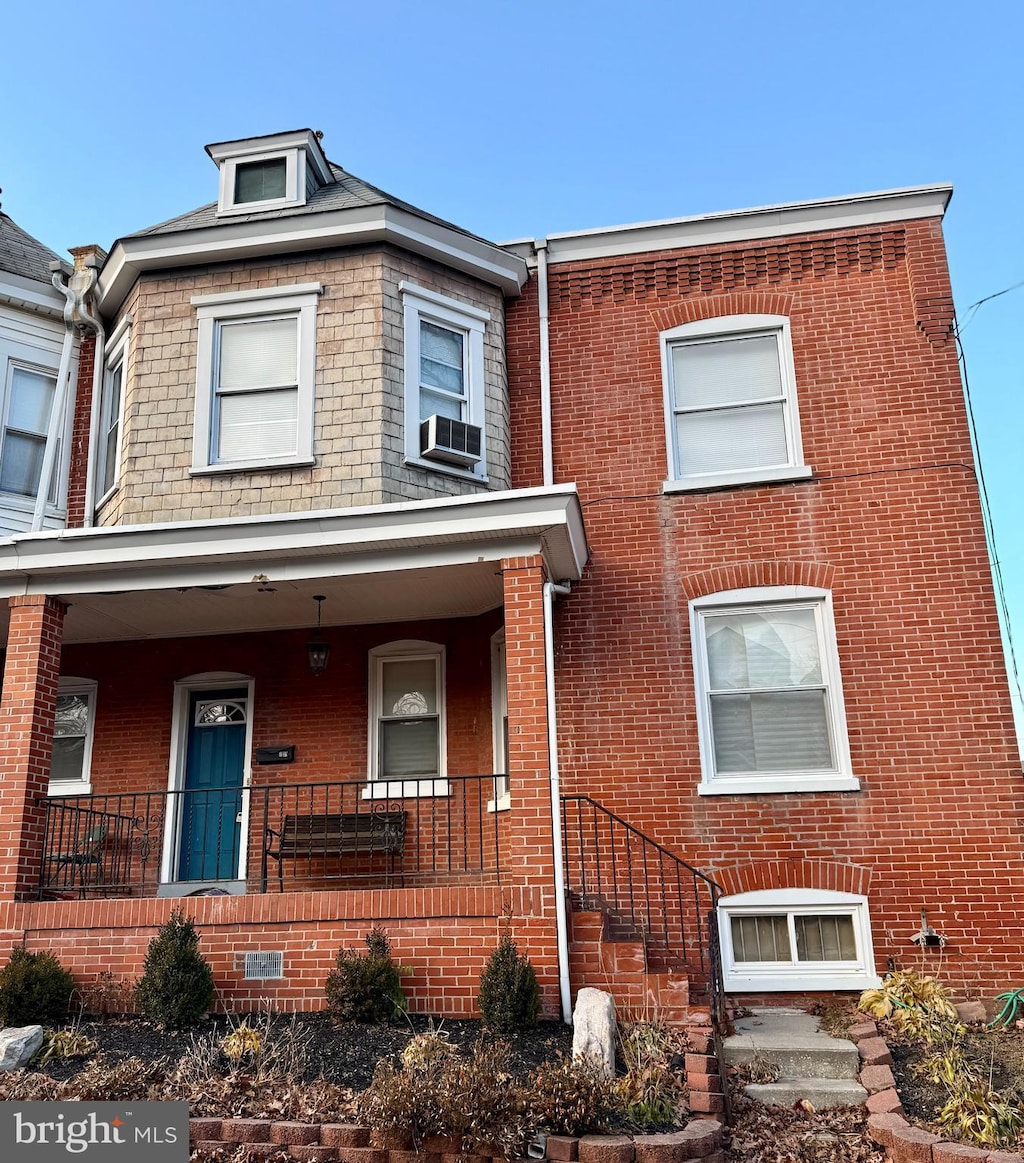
[262,811,406,891]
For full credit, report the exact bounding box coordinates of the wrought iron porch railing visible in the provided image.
[37,775,506,900]
[560,794,722,979]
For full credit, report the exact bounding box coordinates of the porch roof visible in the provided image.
[0,485,588,644]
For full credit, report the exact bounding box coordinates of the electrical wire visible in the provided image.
[954,278,1024,338]
[953,322,1024,709]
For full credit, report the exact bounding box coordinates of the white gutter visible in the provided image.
[543,579,573,1023]
[31,265,78,531]
[536,240,553,488]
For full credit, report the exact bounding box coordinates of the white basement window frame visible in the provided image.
[190,284,320,474]
[400,282,489,480]
[690,586,857,796]
[718,889,881,992]
[48,677,98,796]
[661,314,813,492]
[366,640,449,798]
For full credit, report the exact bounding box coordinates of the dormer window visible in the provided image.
[207,129,333,217]
[235,158,288,204]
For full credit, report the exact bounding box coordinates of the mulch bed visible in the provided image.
[37,1012,576,1092]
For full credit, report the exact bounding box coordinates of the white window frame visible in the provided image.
[216,148,305,215]
[190,284,320,474]
[400,282,489,480]
[96,320,130,505]
[661,314,813,492]
[0,354,67,511]
[367,640,448,798]
[48,677,98,796]
[690,586,857,796]
[718,889,881,992]
[488,629,509,812]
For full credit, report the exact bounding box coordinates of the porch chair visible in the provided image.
[47,822,109,897]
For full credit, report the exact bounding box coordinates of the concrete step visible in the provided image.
[745,1078,869,1109]
[723,1009,861,1081]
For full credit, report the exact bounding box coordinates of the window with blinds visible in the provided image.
[214,316,299,462]
[369,642,447,795]
[661,315,809,489]
[191,284,319,473]
[671,332,789,477]
[0,365,60,501]
[718,889,877,991]
[691,587,855,795]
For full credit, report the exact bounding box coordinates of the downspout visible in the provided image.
[536,239,553,487]
[73,253,106,528]
[30,263,77,530]
[543,579,573,1023]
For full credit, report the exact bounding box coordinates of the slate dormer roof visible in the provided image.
[126,163,496,250]
[0,212,63,284]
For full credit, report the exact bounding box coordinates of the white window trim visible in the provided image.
[96,322,130,506]
[190,284,321,474]
[691,586,857,796]
[48,677,98,796]
[661,314,811,492]
[400,281,489,479]
[0,348,70,514]
[719,888,881,992]
[488,629,510,812]
[216,148,305,216]
[366,639,448,798]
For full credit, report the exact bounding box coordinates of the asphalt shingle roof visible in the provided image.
[128,163,496,249]
[0,212,63,284]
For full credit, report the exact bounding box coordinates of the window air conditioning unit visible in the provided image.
[420,415,482,467]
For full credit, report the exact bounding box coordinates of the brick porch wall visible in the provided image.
[0,884,556,1016]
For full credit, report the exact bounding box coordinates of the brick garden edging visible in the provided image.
[846,1014,1024,1163]
[189,1117,726,1163]
[187,1015,727,1160]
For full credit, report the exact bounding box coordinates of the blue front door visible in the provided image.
[178,689,247,881]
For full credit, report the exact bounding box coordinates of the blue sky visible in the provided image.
[3,0,1022,726]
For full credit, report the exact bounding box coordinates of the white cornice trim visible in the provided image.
[502,184,954,267]
[0,485,588,594]
[97,205,528,316]
[0,271,66,318]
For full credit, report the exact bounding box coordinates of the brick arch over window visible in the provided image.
[713,859,871,898]
[651,291,796,335]
[679,560,836,602]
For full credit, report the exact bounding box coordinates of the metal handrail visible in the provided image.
[560,794,722,977]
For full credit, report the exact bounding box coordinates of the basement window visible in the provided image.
[718,889,880,992]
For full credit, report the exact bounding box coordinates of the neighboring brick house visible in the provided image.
[0,130,1018,1020]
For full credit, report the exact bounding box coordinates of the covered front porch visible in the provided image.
[0,486,587,909]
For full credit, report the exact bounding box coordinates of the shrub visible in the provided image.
[325,926,407,1024]
[78,971,135,1020]
[859,970,962,1043]
[477,934,540,1034]
[0,947,75,1027]
[134,910,214,1029]
[528,1054,619,1135]
[358,1037,536,1157]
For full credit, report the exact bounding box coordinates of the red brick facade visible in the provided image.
[0,172,1017,1017]
[506,216,1022,997]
